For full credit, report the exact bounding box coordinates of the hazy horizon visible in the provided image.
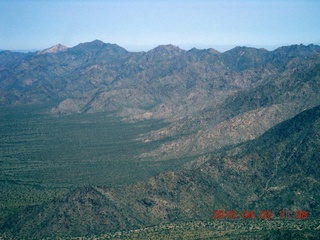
[1,0,319,52]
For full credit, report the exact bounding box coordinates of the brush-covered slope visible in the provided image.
[3,104,320,238]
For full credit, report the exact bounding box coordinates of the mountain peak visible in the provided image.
[91,39,105,45]
[38,44,67,55]
[207,48,221,55]
[73,40,106,51]
[154,44,180,49]
[146,44,185,59]
[220,46,269,71]
[71,40,128,55]
[227,46,269,54]
[151,44,183,52]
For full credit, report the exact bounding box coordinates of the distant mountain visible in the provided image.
[5,104,320,238]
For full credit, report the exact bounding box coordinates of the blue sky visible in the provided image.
[0,0,320,52]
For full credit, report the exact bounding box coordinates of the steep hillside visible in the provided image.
[3,105,320,238]
[140,48,320,159]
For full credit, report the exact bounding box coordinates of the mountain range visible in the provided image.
[1,40,320,159]
[1,40,320,238]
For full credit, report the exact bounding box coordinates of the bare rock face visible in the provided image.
[37,44,68,55]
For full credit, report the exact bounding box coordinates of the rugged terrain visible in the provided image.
[2,103,320,238]
[2,41,320,159]
[0,41,320,238]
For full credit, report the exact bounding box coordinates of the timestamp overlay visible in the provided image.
[209,209,320,238]
[212,209,308,220]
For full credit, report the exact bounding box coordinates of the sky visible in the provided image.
[0,0,320,52]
